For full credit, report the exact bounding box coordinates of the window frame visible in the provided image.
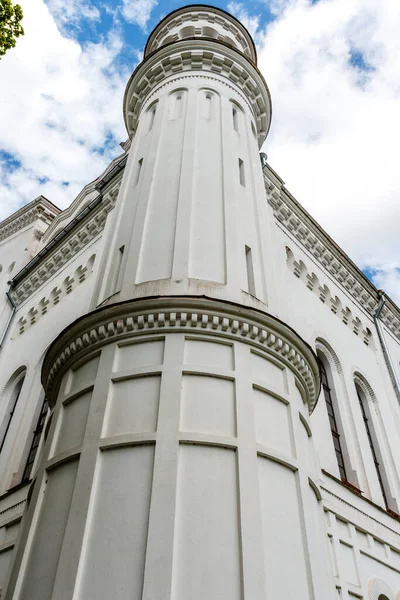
[355,382,389,509]
[0,369,26,454]
[22,398,49,482]
[318,356,348,481]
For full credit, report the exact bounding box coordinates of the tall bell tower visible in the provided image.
[4,6,333,600]
[94,4,277,312]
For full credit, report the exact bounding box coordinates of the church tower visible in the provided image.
[4,6,332,599]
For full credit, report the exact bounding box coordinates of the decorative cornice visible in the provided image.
[43,153,127,244]
[265,168,400,343]
[42,297,321,413]
[286,246,373,347]
[144,7,257,62]
[10,181,121,307]
[15,248,97,337]
[0,197,59,244]
[124,39,271,147]
[321,485,400,538]
[142,73,256,120]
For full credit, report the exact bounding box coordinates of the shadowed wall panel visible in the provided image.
[253,388,292,456]
[181,375,236,436]
[67,356,99,395]
[172,444,242,600]
[136,91,187,283]
[251,351,286,393]
[19,459,79,600]
[76,445,154,599]
[103,375,161,437]
[114,340,164,372]
[189,90,226,283]
[184,338,233,370]
[258,457,310,599]
[54,392,91,455]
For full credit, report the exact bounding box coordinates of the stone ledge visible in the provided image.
[124,39,271,147]
[265,170,400,343]
[42,296,320,414]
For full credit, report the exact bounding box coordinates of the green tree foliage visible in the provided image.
[0,0,24,58]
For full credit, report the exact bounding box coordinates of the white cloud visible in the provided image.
[0,0,131,220]
[372,264,400,304]
[121,0,158,31]
[227,2,260,38]
[1,0,400,309]
[46,0,100,26]
[250,0,400,304]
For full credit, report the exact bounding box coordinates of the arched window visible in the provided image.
[147,101,158,132]
[317,353,347,481]
[0,368,26,453]
[355,381,389,508]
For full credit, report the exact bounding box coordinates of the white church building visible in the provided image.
[0,4,399,599]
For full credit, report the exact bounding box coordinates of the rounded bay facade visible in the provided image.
[3,6,334,600]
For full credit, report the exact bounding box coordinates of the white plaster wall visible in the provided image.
[274,226,400,511]
[96,74,279,314]
[270,224,400,597]
[0,234,106,497]
[4,328,334,600]
[0,225,43,334]
[0,6,399,599]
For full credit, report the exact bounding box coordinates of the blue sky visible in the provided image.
[0,0,400,303]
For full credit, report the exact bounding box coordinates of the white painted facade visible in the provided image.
[0,5,399,600]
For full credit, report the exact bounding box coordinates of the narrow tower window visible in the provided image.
[204,92,212,119]
[0,371,25,453]
[148,104,157,131]
[239,159,245,186]
[356,384,389,507]
[318,357,347,481]
[174,93,183,119]
[232,106,238,132]
[22,398,49,482]
[136,158,143,185]
[115,245,125,293]
[245,246,255,296]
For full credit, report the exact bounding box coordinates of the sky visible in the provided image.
[0,0,400,303]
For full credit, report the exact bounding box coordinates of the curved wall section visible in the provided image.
[144,5,257,62]
[3,298,331,600]
[99,59,274,312]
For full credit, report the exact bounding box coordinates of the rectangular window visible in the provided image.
[115,245,125,293]
[136,158,143,185]
[239,159,245,186]
[148,106,156,131]
[22,398,48,482]
[356,388,388,507]
[319,359,347,481]
[245,246,255,296]
[204,92,212,119]
[170,93,183,119]
[232,107,238,132]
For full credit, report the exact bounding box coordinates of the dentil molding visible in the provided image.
[0,197,59,244]
[10,181,121,306]
[42,296,321,413]
[144,7,256,62]
[265,169,400,343]
[123,39,271,147]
